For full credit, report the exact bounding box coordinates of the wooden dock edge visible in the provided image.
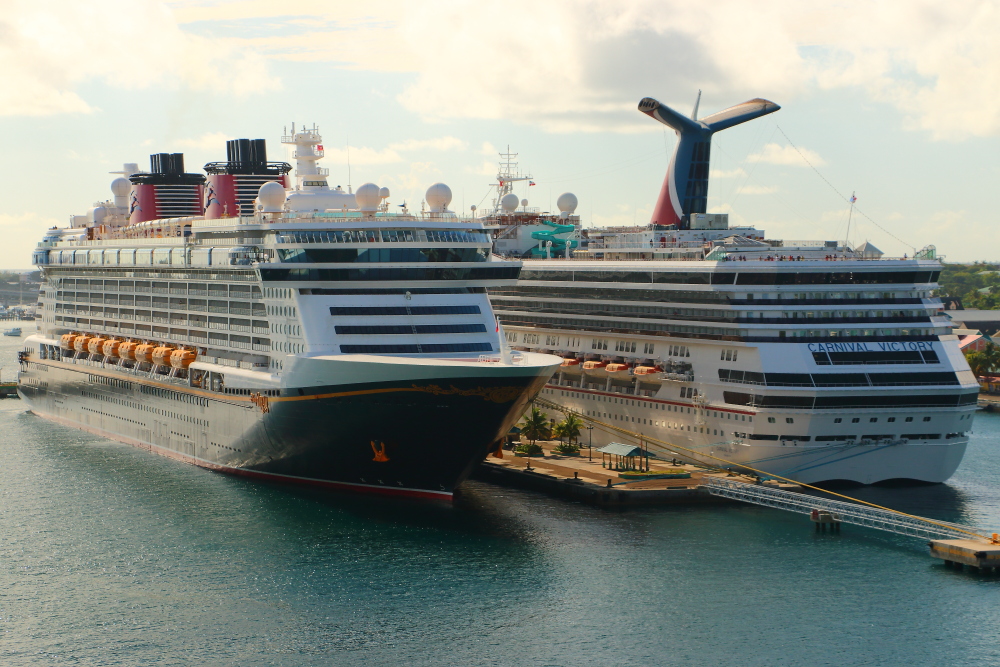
[471,461,734,507]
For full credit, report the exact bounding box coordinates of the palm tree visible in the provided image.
[966,342,1000,378]
[557,414,584,446]
[519,406,550,445]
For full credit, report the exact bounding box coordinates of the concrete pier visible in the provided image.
[472,444,800,507]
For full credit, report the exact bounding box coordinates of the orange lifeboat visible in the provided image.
[169,348,197,369]
[74,335,92,353]
[633,365,662,376]
[582,360,607,370]
[102,338,122,357]
[134,343,156,364]
[151,345,176,366]
[605,363,630,373]
[60,333,78,350]
[118,341,139,360]
[560,358,581,367]
[87,336,107,354]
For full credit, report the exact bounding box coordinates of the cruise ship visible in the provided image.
[17,126,560,500]
[487,95,978,484]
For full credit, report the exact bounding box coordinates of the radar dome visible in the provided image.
[520,198,528,207]
[111,177,131,197]
[500,193,519,212]
[356,182,381,211]
[557,192,578,214]
[426,183,453,212]
[378,186,390,199]
[257,181,286,213]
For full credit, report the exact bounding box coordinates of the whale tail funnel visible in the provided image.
[640,94,780,228]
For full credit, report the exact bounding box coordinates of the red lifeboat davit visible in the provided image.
[582,360,607,370]
[633,365,662,376]
[560,357,581,367]
[605,363,630,373]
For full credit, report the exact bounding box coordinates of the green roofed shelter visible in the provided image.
[598,442,648,472]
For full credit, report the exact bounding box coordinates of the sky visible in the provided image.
[3,0,1000,269]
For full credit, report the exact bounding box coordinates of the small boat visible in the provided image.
[3,327,22,337]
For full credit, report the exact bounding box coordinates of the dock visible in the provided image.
[929,539,1000,571]
[472,444,800,507]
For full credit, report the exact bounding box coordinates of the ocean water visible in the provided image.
[1,330,998,666]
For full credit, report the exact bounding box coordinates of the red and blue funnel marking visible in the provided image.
[639,96,780,229]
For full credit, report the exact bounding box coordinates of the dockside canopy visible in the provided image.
[597,443,645,457]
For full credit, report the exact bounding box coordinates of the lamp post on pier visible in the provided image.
[587,425,594,461]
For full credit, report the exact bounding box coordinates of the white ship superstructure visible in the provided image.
[486,95,977,484]
[19,128,560,499]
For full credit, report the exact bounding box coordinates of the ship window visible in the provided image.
[786,418,794,424]
[923,416,931,421]
[851,417,860,423]
[767,417,775,423]
[834,418,842,423]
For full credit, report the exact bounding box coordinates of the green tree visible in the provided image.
[553,414,583,445]
[519,406,550,445]
[964,342,1000,377]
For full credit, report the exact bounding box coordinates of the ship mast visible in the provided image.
[491,146,532,214]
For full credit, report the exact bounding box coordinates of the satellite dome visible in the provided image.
[557,192,578,214]
[110,177,131,197]
[520,198,528,207]
[426,183,453,212]
[378,186,390,199]
[257,181,286,212]
[501,193,519,212]
[356,182,381,211]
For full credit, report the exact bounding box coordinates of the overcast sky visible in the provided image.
[3,0,1000,269]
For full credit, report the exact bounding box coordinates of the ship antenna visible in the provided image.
[347,136,352,194]
[846,191,857,247]
[691,89,702,121]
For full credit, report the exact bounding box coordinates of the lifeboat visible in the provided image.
[151,345,176,366]
[169,348,197,369]
[582,360,607,370]
[134,343,156,364]
[605,363,630,373]
[633,365,662,376]
[102,338,122,357]
[87,336,107,354]
[60,333,78,350]
[118,340,139,360]
[560,358,581,367]
[73,335,92,353]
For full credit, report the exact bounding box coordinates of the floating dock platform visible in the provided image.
[929,539,1000,571]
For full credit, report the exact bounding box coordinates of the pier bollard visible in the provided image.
[607,479,612,488]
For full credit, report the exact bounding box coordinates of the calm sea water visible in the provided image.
[1,330,998,666]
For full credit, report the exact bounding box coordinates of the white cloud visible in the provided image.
[164,0,1000,140]
[710,167,748,178]
[0,0,279,118]
[320,136,467,165]
[748,143,825,167]
[175,131,235,151]
[736,185,779,195]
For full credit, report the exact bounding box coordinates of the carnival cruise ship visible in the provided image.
[18,126,560,500]
[487,96,978,484]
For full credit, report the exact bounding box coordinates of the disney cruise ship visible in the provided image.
[18,126,560,499]
[488,96,978,484]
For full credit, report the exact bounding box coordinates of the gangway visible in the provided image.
[702,478,979,541]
